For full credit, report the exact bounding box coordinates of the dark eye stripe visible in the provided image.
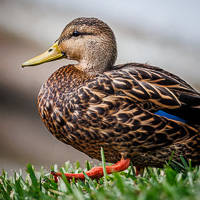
[58,32,95,44]
[81,32,94,36]
[71,31,94,37]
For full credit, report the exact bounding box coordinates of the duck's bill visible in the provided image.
[21,41,65,67]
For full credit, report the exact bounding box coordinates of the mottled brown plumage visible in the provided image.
[26,17,200,171]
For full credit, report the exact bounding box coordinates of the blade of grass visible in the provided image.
[180,155,189,169]
[0,181,10,200]
[59,169,73,194]
[26,164,38,189]
[101,147,108,185]
[130,161,136,177]
[86,160,92,171]
[101,147,107,177]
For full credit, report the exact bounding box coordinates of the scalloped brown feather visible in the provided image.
[38,63,200,167]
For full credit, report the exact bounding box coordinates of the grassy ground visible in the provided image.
[1,150,200,200]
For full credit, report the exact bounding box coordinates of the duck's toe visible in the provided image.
[51,158,130,182]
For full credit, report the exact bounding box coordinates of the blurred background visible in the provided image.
[0,0,200,173]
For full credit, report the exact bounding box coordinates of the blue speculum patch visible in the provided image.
[155,110,186,123]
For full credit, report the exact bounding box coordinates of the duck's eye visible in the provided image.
[72,30,80,37]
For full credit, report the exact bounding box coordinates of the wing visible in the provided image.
[109,63,200,125]
[66,63,199,154]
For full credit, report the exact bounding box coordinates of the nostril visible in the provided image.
[48,48,53,52]
[61,52,66,56]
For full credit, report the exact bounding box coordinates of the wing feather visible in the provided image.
[107,63,200,125]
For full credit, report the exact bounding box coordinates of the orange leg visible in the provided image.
[135,166,144,176]
[51,158,130,182]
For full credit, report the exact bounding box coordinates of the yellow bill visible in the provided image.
[21,41,65,67]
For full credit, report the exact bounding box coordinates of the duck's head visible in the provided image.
[22,17,117,74]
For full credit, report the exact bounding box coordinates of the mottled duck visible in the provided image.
[22,17,200,181]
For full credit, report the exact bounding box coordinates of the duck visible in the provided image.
[22,17,200,181]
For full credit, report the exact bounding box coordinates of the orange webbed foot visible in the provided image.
[51,158,130,182]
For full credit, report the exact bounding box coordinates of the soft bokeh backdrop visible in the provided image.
[0,0,200,173]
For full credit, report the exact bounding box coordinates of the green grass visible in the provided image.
[1,152,200,200]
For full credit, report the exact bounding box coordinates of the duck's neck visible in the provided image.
[77,60,112,75]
